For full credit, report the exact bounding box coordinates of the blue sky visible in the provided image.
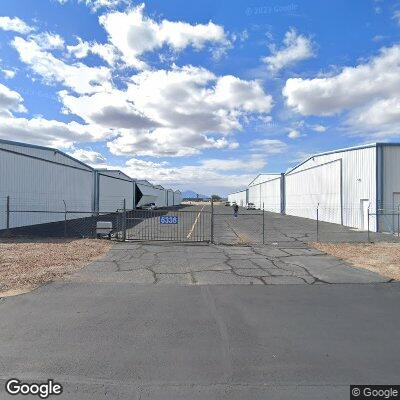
[0,0,400,195]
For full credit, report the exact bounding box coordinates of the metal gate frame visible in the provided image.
[116,206,213,243]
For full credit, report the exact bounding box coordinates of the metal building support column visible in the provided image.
[376,144,384,233]
[133,181,136,209]
[280,173,286,214]
[6,196,10,236]
[93,170,100,215]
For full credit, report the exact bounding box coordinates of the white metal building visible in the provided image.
[173,190,182,206]
[228,189,247,206]
[96,170,135,212]
[0,139,182,231]
[248,173,283,212]
[228,143,400,232]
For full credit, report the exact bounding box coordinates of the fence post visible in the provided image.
[6,196,10,237]
[316,203,319,242]
[122,198,127,242]
[397,205,400,237]
[211,197,214,244]
[63,200,67,237]
[262,202,265,245]
[367,206,370,243]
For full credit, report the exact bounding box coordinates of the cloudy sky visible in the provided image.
[0,0,400,195]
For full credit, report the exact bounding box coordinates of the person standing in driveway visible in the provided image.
[233,204,239,218]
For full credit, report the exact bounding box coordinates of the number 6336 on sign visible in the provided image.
[160,216,179,224]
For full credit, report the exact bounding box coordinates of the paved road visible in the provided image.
[0,282,399,399]
[0,204,399,399]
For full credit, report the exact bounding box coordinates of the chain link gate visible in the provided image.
[115,208,212,242]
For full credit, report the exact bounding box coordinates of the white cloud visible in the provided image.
[0,16,33,34]
[1,69,16,79]
[283,44,400,116]
[0,83,109,148]
[250,139,287,153]
[67,37,117,65]
[12,36,111,94]
[0,116,108,148]
[30,32,65,50]
[60,65,272,156]
[99,4,230,69]
[263,29,314,73]
[200,155,266,171]
[122,157,260,194]
[68,148,107,164]
[56,0,130,11]
[0,83,26,115]
[283,44,400,137]
[287,129,301,139]
[311,124,326,132]
[393,10,400,25]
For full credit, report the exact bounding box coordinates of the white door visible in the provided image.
[360,199,370,231]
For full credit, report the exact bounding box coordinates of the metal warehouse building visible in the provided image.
[228,143,400,233]
[0,139,181,232]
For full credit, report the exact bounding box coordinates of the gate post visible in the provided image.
[122,198,127,242]
[262,202,265,244]
[211,197,214,244]
[367,206,370,243]
[316,203,319,242]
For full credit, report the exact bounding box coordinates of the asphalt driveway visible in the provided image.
[0,282,399,399]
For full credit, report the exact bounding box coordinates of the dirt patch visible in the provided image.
[0,238,113,296]
[312,242,400,280]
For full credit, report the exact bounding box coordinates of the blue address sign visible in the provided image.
[160,215,179,224]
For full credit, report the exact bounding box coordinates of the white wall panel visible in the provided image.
[381,145,400,232]
[259,176,281,212]
[285,159,342,224]
[98,172,133,212]
[0,149,94,229]
[228,190,247,206]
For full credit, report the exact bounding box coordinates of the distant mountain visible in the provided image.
[182,190,209,199]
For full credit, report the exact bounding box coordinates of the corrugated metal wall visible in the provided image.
[173,191,182,206]
[98,171,134,212]
[285,159,342,224]
[0,147,94,229]
[381,145,400,233]
[285,146,377,230]
[167,190,174,206]
[228,190,247,206]
[227,145,380,231]
[259,176,282,212]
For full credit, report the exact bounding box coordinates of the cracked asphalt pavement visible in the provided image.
[65,241,390,285]
[0,205,399,400]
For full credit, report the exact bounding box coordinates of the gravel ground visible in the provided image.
[0,238,113,296]
[312,242,400,280]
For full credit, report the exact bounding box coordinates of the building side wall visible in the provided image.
[285,146,377,230]
[98,174,134,212]
[259,177,281,213]
[228,190,247,206]
[167,190,174,206]
[154,188,166,208]
[0,150,94,229]
[381,145,400,232]
[285,159,342,224]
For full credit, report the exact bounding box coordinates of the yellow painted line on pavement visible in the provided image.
[187,205,206,239]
